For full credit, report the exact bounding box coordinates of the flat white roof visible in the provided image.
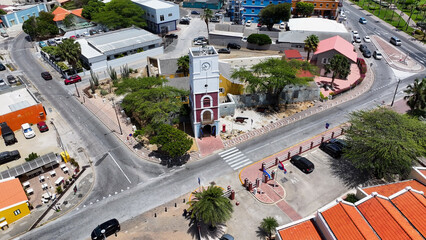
[0,87,38,115]
[132,0,175,9]
[210,30,244,38]
[77,38,103,59]
[288,18,347,33]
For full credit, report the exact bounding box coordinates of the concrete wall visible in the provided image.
[231,83,320,108]
[219,94,237,117]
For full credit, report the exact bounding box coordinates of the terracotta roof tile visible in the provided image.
[278,219,322,240]
[391,190,426,238]
[357,196,423,240]
[362,180,426,197]
[0,178,28,210]
[284,50,303,59]
[313,36,357,62]
[52,7,83,22]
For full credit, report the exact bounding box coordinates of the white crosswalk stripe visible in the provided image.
[218,148,252,170]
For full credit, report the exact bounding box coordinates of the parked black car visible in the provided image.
[7,75,17,84]
[359,44,368,53]
[179,19,190,25]
[227,43,241,49]
[319,142,342,158]
[165,34,178,39]
[0,150,21,164]
[329,138,347,149]
[191,10,200,15]
[363,49,372,58]
[0,63,6,71]
[91,219,120,240]
[0,122,17,146]
[290,155,314,173]
[218,48,231,54]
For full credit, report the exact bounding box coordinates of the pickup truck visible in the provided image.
[0,150,21,164]
[1,122,17,146]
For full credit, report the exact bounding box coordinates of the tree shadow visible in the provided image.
[148,151,190,168]
[255,226,268,239]
[329,158,374,188]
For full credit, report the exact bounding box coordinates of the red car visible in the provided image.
[64,75,81,85]
[37,121,49,132]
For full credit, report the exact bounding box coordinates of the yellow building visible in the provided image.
[219,74,244,97]
[292,0,340,17]
[0,178,30,229]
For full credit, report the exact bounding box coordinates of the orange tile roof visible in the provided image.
[357,196,423,240]
[419,169,426,177]
[362,180,426,197]
[52,7,83,22]
[284,50,303,59]
[278,219,322,240]
[0,178,28,210]
[321,202,379,240]
[391,190,426,238]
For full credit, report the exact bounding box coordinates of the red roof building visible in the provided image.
[284,49,303,60]
[52,7,83,22]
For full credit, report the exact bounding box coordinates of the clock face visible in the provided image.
[201,62,211,71]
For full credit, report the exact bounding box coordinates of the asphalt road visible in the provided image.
[10,10,426,240]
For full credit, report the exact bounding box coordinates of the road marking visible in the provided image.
[219,147,252,170]
[108,152,132,184]
[246,143,270,154]
[230,158,251,168]
[223,153,244,162]
[218,147,237,157]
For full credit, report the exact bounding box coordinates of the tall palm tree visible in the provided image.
[201,8,214,36]
[324,54,351,89]
[304,34,319,61]
[187,185,233,228]
[177,55,190,76]
[404,78,426,115]
[260,216,279,239]
[59,38,81,73]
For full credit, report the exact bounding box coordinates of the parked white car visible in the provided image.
[354,36,361,43]
[21,123,35,139]
[241,37,248,42]
[363,36,371,42]
[373,50,383,60]
[279,22,285,29]
[352,30,359,38]
[245,20,251,27]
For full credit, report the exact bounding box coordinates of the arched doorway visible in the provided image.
[202,125,212,137]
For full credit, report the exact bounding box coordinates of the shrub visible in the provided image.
[247,34,272,46]
[100,89,108,96]
[25,152,39,162]
[57,62,69,70]
[415,29,422,35]
[320,92,328,100]
[345,193,358,203]
[56,186,63,194]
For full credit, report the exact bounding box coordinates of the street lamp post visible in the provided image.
[111,98,123,135]
[390,79,401,107]
[74,82,80,98]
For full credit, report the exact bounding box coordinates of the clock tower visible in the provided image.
[189,46,220,138]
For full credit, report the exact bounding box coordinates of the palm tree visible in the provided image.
[201,8,214,36]
[324,54,351,89]
[177,55,190,76]
[187,185,233,228]
[58,38,81,73]
[260,216,279,239]
[404,78,426,116]
[304,34,319,61]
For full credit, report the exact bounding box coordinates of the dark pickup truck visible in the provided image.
[1,122,17,146]
[0,150,21,164]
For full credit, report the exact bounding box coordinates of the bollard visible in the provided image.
[154,213,157,217]
[275,157,279,166]
[321,136,324,143]
[271,170,275,180]
[263,173,268,183]
[227,185,231,191]
[299,146,303,154]
[248,182,253,192]
[165,207,167,212]
[310,142,313,149]
[175,203,177,207]
[287,152,291,160]
[183,198,186,203]
[261,162,266,171]
[341,128,344,134]
[244,178,249,188]
[256,178,261,188]
[230,190,235,200]
[331,132,335,139]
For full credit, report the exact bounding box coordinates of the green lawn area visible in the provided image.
[351,0,425,43]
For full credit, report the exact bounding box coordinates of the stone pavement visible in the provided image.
[371,35,424,72]
[196,136,224,157]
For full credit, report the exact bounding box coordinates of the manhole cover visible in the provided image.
[280,177,288,183]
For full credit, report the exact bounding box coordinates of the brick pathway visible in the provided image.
[196,136,225,157]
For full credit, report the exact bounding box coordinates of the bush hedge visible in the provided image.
[247,34,272,46]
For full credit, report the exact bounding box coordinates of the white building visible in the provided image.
[132,0,179,34]
[77,27,163,71]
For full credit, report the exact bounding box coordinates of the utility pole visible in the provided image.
[391,79,401,107]
[74,82,80,98]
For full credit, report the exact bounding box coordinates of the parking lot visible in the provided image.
[279,148,350,217]
[0,120,61,172]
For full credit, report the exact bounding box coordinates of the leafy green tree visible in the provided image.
[260,217,279,239]
[92,0,146,30]
[117,77,188,136]
[404,78,426,116]
[188,185,233,228]
[177,55,190,76]
[344,107,426,180]
[201,8,213,35]
[150,124,193,158]
[304,34,319,61]
[82,0,105,20]
[247,33,272,46]
[25,152,39,162]
[0,9,7,15]
[63,14,75,28]
[296,2,314,17]
[58,39,81,72]
[324,54,351,89]
[22,16,38,40]
[231,58,317,106]
[259,3,292,30]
